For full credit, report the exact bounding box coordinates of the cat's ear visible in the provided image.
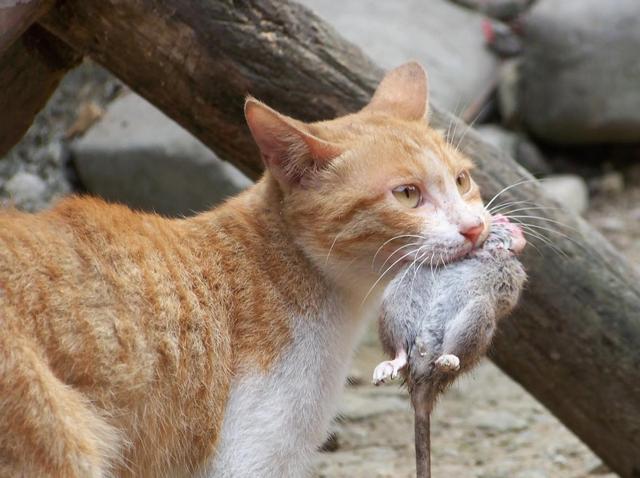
[364,62,429,121]
[245,97,343,188]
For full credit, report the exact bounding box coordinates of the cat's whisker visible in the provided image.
[361,247,423,307]
[511,220,585,250]
[484,177,544,210]
[489,200,538,214]
[505,214,579,233]
[446,99,464,143]
[390,247,423,290]
[518,226,568,258]
[406,247,432,288]
[431,252,439,279]
[378,241,424,273]
[392,246,430,303]
[523,233,567,260]
[493,207,564,219]
[508,217,579,241]
[438,252,446,271]
[448,100,467,150]
[454,101,490,152]
[521,236,544,257]
[325,226,351,266]
[490,201,561,215]
[409,250,436,300]
[371,234,425,268]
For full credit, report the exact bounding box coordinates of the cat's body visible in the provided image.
[0,63,491,477]
[0,184,373,477]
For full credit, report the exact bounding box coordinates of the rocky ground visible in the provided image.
[317,359,612,478]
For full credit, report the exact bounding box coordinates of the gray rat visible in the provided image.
[373,215,527,478]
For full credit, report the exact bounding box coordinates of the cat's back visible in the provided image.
[0,195,223,336]
[0,196,234,475]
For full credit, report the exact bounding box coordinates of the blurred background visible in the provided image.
[2,0,638,476]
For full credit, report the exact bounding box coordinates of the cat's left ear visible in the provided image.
[364,62,429,122]
[245,98,343,189]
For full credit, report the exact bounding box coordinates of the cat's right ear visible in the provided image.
[244,97,343,189]
[363,62,429,122]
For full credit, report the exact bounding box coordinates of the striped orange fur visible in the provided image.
[0,63,488,477]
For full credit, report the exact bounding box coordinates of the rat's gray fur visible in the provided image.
[378,222,526,478]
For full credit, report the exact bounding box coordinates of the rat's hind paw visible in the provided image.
[372,361,396,385]
[435,354,460,372]
[372,360,402,385]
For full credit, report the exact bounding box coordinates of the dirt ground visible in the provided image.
[315,177,640,478]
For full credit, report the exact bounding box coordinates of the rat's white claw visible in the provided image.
[435,354,461,372]
[372,360,395,385]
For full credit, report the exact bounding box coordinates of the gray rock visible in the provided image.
[452,0,534,20]
[470,410,528,434]
[4,172,49,211]
[587,459,612,475]
[592,172,625,196]
[476,124,518,154]
[515,139,552,176]
[519,0,640,143]
[475,125,551,174]
[497,59,520,127]
[338,389,409,422]
[72,93,252,217]
[514,470,548,478]
[540,175,589,215]
[297,0,499,113]
[592,216,625,233]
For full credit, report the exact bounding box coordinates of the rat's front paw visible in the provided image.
[372,360,399,385]
[435,354,460,372]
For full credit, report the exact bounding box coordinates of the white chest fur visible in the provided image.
[206,294,380,478]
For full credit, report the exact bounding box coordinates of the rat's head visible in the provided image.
[245,62,490,291]
[480,215,527,254]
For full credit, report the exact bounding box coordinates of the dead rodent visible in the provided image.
[374,215,527,478]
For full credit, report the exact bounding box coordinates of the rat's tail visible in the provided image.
[411,384,433,478]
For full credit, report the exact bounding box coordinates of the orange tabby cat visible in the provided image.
[0,62,489,477]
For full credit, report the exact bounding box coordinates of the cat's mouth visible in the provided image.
[397,242,474,269]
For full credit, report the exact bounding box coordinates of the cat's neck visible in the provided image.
[193,176,364,303]
[187,175,382,359]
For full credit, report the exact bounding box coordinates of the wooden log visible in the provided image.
[38,1,640,476]
[0,0,53,55]
[0,24,81,157]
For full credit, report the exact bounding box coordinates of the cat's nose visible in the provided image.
[460,223,484,245]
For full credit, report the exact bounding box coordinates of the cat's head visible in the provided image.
[245,62,490,294]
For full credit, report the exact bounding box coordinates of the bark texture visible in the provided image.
[0,0,53,54]
[0,23,80,157]
[22,0,640,476]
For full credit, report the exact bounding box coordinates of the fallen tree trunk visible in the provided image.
[32,1,640,476]
[0,24,80,157]
[0,0,53,54]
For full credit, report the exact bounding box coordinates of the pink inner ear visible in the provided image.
[245,98,343,186]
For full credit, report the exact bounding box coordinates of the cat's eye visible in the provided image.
[392,185,421,208]
[456,171,471,194]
